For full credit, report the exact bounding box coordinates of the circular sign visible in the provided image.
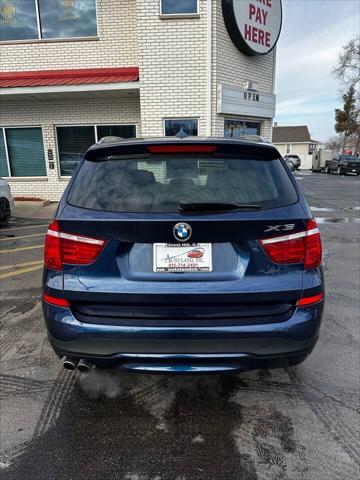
[222,0,282,56]
[173,223,192,242]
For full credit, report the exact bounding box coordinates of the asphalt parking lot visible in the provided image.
[0,173,359,480]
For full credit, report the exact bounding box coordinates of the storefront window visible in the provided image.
[38,0,97,39]
[57,126,95,176]
[224,120,261,138]
[97,124,136,140]
[0,127,46,177]
[0,0,38,41]
[57,124,137,176]
[164,119,198,137]
[160,0,198,15]
[0,0,98,41]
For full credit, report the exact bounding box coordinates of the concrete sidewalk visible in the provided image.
[11,201,59,220]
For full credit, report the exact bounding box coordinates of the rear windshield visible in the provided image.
[68,155,298,212]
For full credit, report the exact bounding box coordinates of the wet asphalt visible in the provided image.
[0,172,359,480]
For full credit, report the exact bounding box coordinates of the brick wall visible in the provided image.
[211,1,275,139]
[136,0,208,137]
[1,96,141,200]
[0,0,138,71]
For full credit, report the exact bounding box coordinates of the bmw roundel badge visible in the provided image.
[173,222,192,242]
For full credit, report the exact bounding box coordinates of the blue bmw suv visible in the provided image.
[42,137,324,373]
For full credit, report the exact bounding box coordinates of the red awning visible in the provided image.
[0,67,139,88]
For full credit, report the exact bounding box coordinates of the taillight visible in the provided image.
[260,219,322,269]
[44,220,106,271]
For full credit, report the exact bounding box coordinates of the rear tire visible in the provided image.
[337,166,342,175]
[0,198,10,226]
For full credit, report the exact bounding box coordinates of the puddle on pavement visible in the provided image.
[316,217,360,224]
[311,207,336,212]
[311,206,360,212]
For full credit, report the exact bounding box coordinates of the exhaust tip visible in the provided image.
[77,359,92,373]
[62,356,77,371]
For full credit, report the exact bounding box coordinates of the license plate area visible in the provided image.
[153,243,212,273]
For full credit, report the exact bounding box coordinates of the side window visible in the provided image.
[164,118,198,137]
[0,127,46,177]
[160,0,198,15]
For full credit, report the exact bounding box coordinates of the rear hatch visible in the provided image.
[55,140,311,324]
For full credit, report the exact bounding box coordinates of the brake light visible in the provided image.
[260,219,322,269]
[296,292,324,307]
[43,293,70,308]
[147,145,216,154]
[44,220,106,271]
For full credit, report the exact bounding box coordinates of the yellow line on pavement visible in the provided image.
[0,244,43,254]
[0,260,43,271]
[1,224,48,232]
[0,264,43,280]
[0,233,45,242]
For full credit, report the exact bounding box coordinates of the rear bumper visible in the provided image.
[43,300,323,373]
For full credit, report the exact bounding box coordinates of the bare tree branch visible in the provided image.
[333,37,360,90]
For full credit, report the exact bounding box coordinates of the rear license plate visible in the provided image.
[352,169,356,172]
[153,243,212,273]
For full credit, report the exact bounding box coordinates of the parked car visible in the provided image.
[284,154,301,170]
[324,155,360,175]
[0,178,14,226]
[285,159,296,172]
[42,137,324,374]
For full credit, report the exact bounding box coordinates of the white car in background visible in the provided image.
[0,178,14,226]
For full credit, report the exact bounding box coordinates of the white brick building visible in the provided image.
[0,0,279,200]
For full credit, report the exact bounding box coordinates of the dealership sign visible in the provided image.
[222,0,282,56]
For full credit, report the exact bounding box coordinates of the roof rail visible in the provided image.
[97,136,124,144]
[239,135,270,143]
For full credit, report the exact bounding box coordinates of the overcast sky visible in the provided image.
[275,0,360,142]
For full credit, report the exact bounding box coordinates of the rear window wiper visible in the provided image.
[178,201,261,212]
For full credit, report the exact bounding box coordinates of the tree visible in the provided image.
[333,37,360,90]
[324,134,343,151]
[335,85,359,152]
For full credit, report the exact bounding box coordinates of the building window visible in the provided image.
[0,0,97,42]
[56,124,137,176]
[160,0,198,15]
[164,118,198,137]
[0,127,46,177]
[224,120,261,138]
[285,144,291,155]
[309,143,317,154]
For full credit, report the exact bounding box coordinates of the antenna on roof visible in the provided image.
[176,128,188,139]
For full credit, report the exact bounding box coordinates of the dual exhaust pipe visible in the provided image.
[62,356,93,373]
